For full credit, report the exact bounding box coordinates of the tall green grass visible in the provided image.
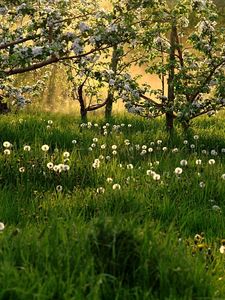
[0,111,225,299]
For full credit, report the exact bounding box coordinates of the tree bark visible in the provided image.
[166,22,177,131]
[105,45,120,119]
[77,83,87,122]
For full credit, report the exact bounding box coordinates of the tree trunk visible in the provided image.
[105,45,119,119]
[166,22,177,132]
[78,83,87,122]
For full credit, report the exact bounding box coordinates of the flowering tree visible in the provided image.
[0,0,115,109]
[122,0,225,130]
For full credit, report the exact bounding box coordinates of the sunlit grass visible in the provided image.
[0,111,225,299]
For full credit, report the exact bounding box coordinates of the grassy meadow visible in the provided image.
[0,111,225,299]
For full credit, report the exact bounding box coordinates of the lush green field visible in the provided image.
[0,112,225,300]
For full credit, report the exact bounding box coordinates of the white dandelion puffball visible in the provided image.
[0,222,5,231]
[47,162,54,169]
[174,167,183,175]
[41,144,49,152]
[63,151,70,158]
[106,177,113,183]
[24,145,31,151]
[127,164,133,170]
[3,141,11,148]
[4,149,11,155]
[208,159,215,165]
[153,173,161,181]
[97,187,105,194]
[56,185,63,192]
[112,183,121,190]
[220,246,225,254]
[180,160,188,166]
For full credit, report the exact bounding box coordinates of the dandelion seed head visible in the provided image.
[19,167,25,173]
[4,149,11,155]
[47,162,54,169]
[199,181,205,188]
[97,187,105,194]
[3,141,11,148]
[180,160,188,166]
[41,144,49,152]
[127,164,133,169]
[112,183,121,190]
[24,145,31,151]
[0,222,5,231]
[208,159,215,165]
[56,185,63,192]
[106,177,113,183]
[63,151,70,158]
[175,167,183,175]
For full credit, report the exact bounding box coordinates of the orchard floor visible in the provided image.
[0,111,225,300]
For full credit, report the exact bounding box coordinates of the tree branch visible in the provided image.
[0,36,36,50]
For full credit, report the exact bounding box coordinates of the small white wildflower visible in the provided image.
[3,141,11,148]
[212,205,221,211]
[199,181,205,188]
[0,222,5,231]
[127,164,133,170]
[221,174,225,180]
[141,150,147,155]
[106,177,113,183]
[112,145,117,150]
[91,143,96,148]
[47,162,54,169]
[202,150,207,154]
[221,148,225,153]
[162,147,167,152]
[172,148,178,153]
[142,145,147,150]
[210,150,217,156]
[196,159,202,165]
[63,164,70,171]
[208,159,215,165]
[56,185,63,192]
[63,151,70,158]
[48,120,53,125]
[106,156,111,161]
[72,140,77,144]
[174,167,183,175]
[112,183,121,190]
[97,187,105,194]
[24,145,31,151]
[4,149,11,155]
[147,170,155,176]
[190,144,195,149]
[180,160,188,166]
[153,173,161,181]
[41,144,49,152]
[183,140,188,145]
[101,144,106,149]
[128,124,132,128]
[19,167,25,173]
[157,140,162,145]
[53,165,59,172]
[148,148,153,153]
[112,150,117,155]
[220,246,225,254]
[194,135,199,140]
[93,138,98,143]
